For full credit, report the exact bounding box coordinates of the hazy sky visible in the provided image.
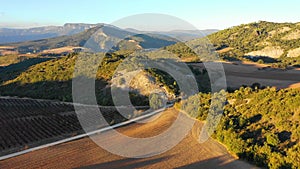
[1,0,300,30]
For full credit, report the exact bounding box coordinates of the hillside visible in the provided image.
[208,21,300,66]
[0,52,182,105]
[2,21,300,102]
[163,21,300,66]
[179,87,300,168]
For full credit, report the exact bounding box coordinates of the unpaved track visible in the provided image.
[0,108,258,169]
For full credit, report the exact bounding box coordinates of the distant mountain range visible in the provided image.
[0,24,217,54]
[3,20,300,66]
[0,23,100,44]
[0,23,217,45]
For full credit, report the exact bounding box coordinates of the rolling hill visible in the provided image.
[208,21,300,65]
[2,21,300,102]
[0,52,180,105]
[1,21,300,169]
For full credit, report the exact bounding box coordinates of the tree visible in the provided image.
[149,93,165,110]
[257,59,264,64]
[266,133,280,147]
[118,77,126,85]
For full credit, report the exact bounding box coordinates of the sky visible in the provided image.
[1,0,300,30]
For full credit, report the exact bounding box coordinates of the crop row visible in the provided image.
[0,114,82,151]
[0,98,146,155]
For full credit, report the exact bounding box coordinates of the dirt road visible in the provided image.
[0,108,258,169]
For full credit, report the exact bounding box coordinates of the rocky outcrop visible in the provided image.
[245,46,284,58]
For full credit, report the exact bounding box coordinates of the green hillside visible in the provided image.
[208,21,300,66]
[178,87,300,168]
[0,52,127,102]
[163,21,300,67]
[0,49,212,105]
[0,51,181,105]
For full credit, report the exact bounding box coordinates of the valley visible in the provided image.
[0,20,300,169]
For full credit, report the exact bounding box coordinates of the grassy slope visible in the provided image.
[164,21,300,66]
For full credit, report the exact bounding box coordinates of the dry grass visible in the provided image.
[41,46,81,54]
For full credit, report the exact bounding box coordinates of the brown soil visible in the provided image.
[0,108,258,169]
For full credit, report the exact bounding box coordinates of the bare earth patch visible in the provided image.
[217,47,233,54]
[288,82,300,88]
[41,46,83,54]
[287,47,300,58]
[268,26,291,37]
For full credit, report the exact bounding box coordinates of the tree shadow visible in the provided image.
[223,56,241,61]
[241,128,264,144]
[248,114,262,123]
[243,55,278,63]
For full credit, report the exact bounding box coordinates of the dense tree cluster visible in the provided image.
[163,42,198,59]
[179,86,300,168]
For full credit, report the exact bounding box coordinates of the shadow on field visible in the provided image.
[176,155,256,169]
[188,61,300,90]
[77,155,256,169]
[77,156,171,169]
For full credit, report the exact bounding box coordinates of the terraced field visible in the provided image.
[0,97,147,157]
